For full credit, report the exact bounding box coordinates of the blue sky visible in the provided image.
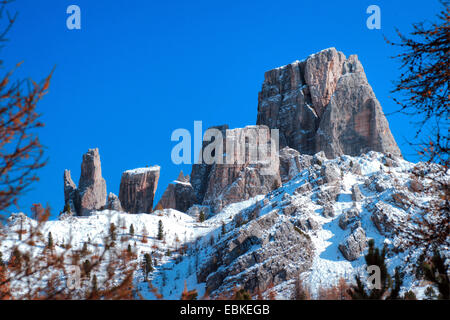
[1,0,442,219]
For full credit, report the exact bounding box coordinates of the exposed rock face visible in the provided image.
[351,184,363,202]
[279,147,312,183]
[297,216,319,232]
[409,178,424,192]
[198,211,314,297]
[339,226,367,261]
[105,192,123,211]
[257,48,402,159]
[63,169,78,213]
[176,171,190,183]
[77,148,107,216]
[316,185,340,206]
[191,125,281,213]
[370,202,398,235]
[190,125,229,204]
[256,59,318,154]
[156,172,197,212]
[63,148,107,216]
[304,48,346,118]
[119,166,160,213]
[321,162,341,184]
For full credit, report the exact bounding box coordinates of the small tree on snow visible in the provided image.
[143,253,153,281]
[199,211,205,223]
[129,224,134,236]
[47,232,53,249]
[157,220,164,241]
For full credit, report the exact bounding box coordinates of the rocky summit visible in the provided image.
[256,47,401,159]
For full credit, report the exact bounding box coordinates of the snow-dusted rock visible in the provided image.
[338,226,367,261]
[156,173,197,212]
[338,207,360,230]
[409,178,424,193]
[351,184,363,202]
[316,185,340,206]
[322,205,335,218]
[321,162,341,183]
[297,216,319,232]
[279,147,312,183]
[198,211,314,297]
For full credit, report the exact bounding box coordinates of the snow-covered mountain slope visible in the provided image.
[1,151,448,299]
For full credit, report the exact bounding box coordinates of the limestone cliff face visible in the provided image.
[190,124,229,204]
[256,47,401,159]
[191,125,281,213]
[118,166,160,213]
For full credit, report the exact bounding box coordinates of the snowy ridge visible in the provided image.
[1,151,448,299]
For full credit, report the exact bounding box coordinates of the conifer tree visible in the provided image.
[47,232,53,249]
[425,286,437,300]
[109,223,117,242]
[233,288,252,300]
[199,211,205,223]
[422,250,449,300]
[387,268,403,300]
[81,242,89,255]
[92,274,98,295]
[181,281,198,300]
[221,221,226,235]
[83,260,91,277]
[143,253,153,281]
[157,220,164,241]
[129,224,134,236]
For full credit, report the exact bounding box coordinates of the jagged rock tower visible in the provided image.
[63,148,107,216]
